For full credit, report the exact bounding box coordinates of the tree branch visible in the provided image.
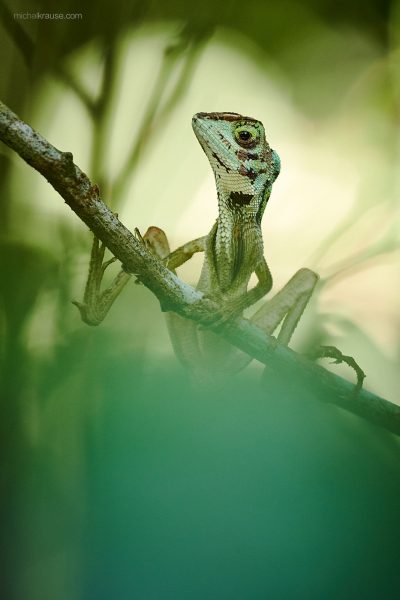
[0,99,399,436]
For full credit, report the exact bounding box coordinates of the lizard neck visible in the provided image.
[210,182,266,292]
[216,187,262,245]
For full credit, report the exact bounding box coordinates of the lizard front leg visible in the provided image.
[166,236,207,270]
[204,258,273,327]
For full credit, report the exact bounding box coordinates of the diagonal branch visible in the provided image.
[0,99,399,436]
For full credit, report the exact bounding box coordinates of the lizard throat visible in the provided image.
[212,188,264,291]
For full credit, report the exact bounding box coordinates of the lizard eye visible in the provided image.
[238,130,251,141]
[234,124,259,148]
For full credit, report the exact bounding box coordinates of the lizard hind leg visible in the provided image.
[73,235,131,326]
[251,267,319,344]
[251,268,365,393]
[143,227,207,375]
[213,268,320,375]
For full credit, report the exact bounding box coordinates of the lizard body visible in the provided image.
[191,112,279,310]
[76,111,364,390]
[150,112,308,376]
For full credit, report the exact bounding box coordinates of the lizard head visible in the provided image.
[192,112,280,223]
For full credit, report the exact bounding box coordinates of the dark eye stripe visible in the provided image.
[212,151,230,171]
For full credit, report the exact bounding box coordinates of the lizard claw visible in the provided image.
[307,345,366,394]
[134,227,147,247]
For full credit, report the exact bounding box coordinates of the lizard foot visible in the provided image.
[307,345,365,394]
[73,235,130,325]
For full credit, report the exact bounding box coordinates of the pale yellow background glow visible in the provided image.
[11,23,399,402]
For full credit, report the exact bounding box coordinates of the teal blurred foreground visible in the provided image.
[3,348,400,600]
[1,0,400,597]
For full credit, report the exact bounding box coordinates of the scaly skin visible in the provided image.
[161,112,282,374]
[192,112,280,316]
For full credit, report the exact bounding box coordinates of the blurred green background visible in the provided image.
[0,1,400,598]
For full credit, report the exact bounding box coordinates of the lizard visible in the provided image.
[74,111,365,388]
[142,112,320,377]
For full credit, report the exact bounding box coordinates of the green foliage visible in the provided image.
[1,1,399,597]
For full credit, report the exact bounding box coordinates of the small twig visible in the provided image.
[112,33,206,207]
[320,225,399,286]
[57,67,97,116]
[0,0,34,69]
[111,44,179,205]
[89,40,118,191]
